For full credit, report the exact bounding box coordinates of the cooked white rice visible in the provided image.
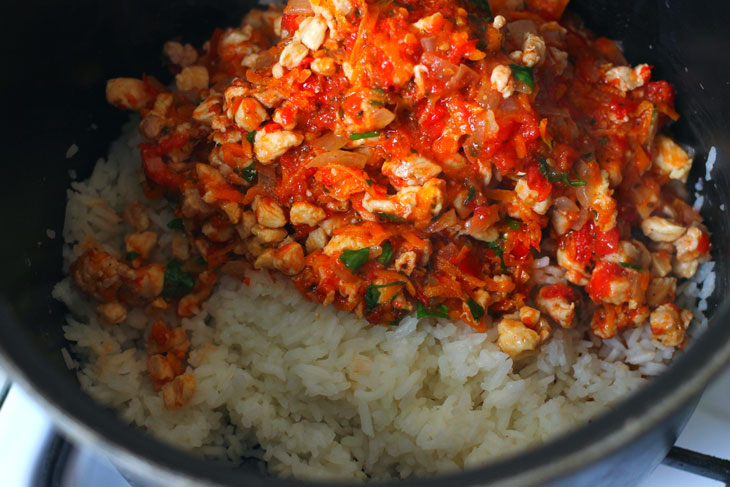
[52,120,712,480]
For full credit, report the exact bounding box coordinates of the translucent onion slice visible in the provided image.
[445,64,480,93]
[284,0,313,15]
[554,196,579,213]
[312,131,348,151]
[306,150,368,169]
[371,108,396,129]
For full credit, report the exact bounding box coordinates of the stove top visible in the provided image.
[1,366,728,487]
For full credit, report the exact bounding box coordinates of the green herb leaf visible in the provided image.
[350,131,381,141]
[167,218,185,231]
[468,0,493,21]
[378,212,406,222]
[509,64,534,90]
[365,179,373,186]
[239,161,257,183]
[417,301,449,320]
[505,217,522,230]
[125,251,140,261]
[538,156,586,187]
[339,248,370,273]
[160,259,196,298]
[567,177,586,187]
[619,262,644,271]
[378,240,393,265]
[364,281,406,310]
[369,100,385,106]
[246,130,257,144]
[365,284,381,310]
[466,298,485,322]
[538,156,552,179]
[464,186,476,206]
[485,240,507,271]
[372,87,386,95]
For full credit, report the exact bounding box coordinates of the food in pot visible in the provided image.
[54,0,714,479]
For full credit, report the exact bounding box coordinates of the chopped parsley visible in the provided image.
[246,130,257,144]
[160,259,195,298]
[369,100,386,106]
[466,298,485,322]
[167,218,185,231]
[364,281,406,310]
[365,179,373,187]
[378,240,393,265]
[509,64,534,90]
[125,251,140,261]
[538,157,586,187]
[464,186,476,206]
[350,131,381,141]
[372,87,386,95]
[238,161,257,183]
[378,212,406,222]
[339,248,370,273]
[468,0,493,21]
[417,301,450,320]
[485,239,507,271]
[619,262,644,271]
[505,217,522,230]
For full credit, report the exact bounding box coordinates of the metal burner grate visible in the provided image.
[662,447,730,485]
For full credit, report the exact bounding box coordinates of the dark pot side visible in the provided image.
[1,0,729,486]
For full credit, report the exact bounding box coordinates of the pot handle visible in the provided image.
[662,446,730,483]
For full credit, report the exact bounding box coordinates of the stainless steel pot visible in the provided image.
[1,0,729,485]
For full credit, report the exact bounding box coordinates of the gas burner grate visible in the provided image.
[662,447,730,485]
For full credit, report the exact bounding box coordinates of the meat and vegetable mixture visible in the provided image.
[73,0,710,410]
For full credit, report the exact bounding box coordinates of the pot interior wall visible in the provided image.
[0,0,729,486]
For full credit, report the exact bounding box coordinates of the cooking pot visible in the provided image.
[1,0,729,485]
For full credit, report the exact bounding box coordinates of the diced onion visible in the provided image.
[253,51,276,72]
[312,131,348,151]
[554,196,579,213]
[575,159,591,180]
[576,186,590,208]
[445,64,480,93]
[284,0,313,15]
[420,36,437,53]
[306,150,368,168]
[484,109,499,138]
[467,109,498,155]
[421,52,458,82]
[426,209,459,233]
[506,19,537,44]
[476,81,502,110]
[571,209,589,231]
[372,108,396,129]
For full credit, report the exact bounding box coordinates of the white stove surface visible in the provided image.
[0,366,728,487]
